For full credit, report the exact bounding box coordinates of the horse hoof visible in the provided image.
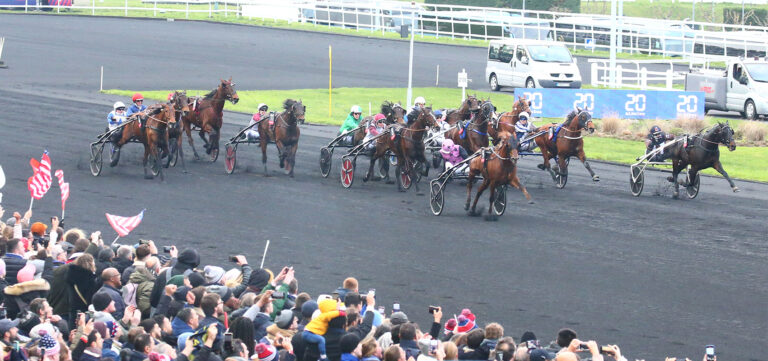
[733,187,740,193]
[483,214,499,222]
[592,175,600,182]
[666,176,675,183]
[144,174,153,180]
[537,164,545,170]
[672,192,679,199]
[193,154,200,161]
[528,200,535,204]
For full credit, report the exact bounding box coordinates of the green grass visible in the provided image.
[104,86,767,182]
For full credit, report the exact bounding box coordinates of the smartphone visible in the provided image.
[139,239,149,245]
[332,291,339,301]
[428,305,440,314]
[368,289,375,297]
[377,306,385,315]
[577,343,589,351]
[600,346,614,355]
[229,255,238,262]
[272,291,285,299]
[163,246,172,253]
[429,340,438,354]
[527,340,539,350]
[393,302,400,312]
[705,345,715,361]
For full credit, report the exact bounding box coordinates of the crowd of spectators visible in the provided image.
[0,205,714,361]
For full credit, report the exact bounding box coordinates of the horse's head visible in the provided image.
[479,100,498,125]
[220,77,239,104]
[388,102,407,124]
[497,131,519,162]
[284,99,306,123]
[466,95,481,114]
[716,122,736,151]
[163,103,177,126]
[171,91,189,117]
[568,107,594,133]
[416,106,438,129]
[513,96,532,118]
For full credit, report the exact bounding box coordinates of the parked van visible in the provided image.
[685,57,768,120]
[486,39,582,90]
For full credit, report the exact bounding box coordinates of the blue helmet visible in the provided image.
[434,110,443,117]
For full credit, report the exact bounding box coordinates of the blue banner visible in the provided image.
[512,89,705,119]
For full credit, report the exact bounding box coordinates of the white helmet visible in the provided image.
[519,112,530,121]
[350,105,362,114]
[414,96,426,105]
[258,103,268,111]
[113,101,126,110]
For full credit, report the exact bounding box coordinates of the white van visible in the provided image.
[485,39,582,90]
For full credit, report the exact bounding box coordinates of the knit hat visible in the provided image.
[39,330,60,356]
[460,308,476,322]
[187,272,206,288]
[173,286,191,302]
[455,314,476,333]
[444,318,457,334]
[520,331,537,343]
[30,222,47,236]
[254,343,276,361]
[530,349,555,361]
[204,265,225,284]
[340,333,361,354]
[94,322,108,339]
[301,300,318,320]
[0,258,6,276]
[177,249,200,269]
[275,310,295,330]
[92,291,113,311]
[105,321,118,338]
[30,323,58,339]
[149,352,172,361]
[206,284,233,303]
[390,312,409,326]
[248,268,271,289]
[167,275,186,287]
[16,262,35,283]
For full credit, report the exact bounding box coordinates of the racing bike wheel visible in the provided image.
[491,185,507,216]
[319,147,332,178]
[685,172,700,199]
[396,164,412,192]
[340,156,355,188]
[225,143,237,174]
[429,180,445,216]
[90,144,103,177]
[630,166,644,197]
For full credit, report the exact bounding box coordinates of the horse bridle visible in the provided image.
[560,111,592,140]
[277,104,303,128]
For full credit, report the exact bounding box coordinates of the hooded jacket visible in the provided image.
[305,299,342,336]
[149,249,199,307]
[47,263,70,316]
[126,267,155,319]
[66,264,99,314]
[3,278,51,319]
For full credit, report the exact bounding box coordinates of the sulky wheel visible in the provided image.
[150,152,162,178]
[209,146,219,163]
[167,140,179,168]
[90,143,104,177]
[396,164,412,192]
[630,166,644,197]
[389,154,398,166]
[224,143,237,174]
[554,157,570,189]
[491,185,507,216]
[340,156,355,188]
[319,147,332,178]
[685,172,700,199]
[429,180,445,216]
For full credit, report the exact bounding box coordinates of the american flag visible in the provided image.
[106,209,145,237]
[54,170,70,210]
[27,151,52,200]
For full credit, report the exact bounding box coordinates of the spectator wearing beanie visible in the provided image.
[458,328,486,360]
[66,254,99,325]
[3,238,27,285]
[92,291,118,323]
[149,248,199,308]
[341,333,362,361]
[97,267,126,319]
[255,343,277,361]
[205,256,253,300]
[3,262,49,319]
[38,330,61,360]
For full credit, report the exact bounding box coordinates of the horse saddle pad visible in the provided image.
[459,121,470,139]
[550,124,563,141]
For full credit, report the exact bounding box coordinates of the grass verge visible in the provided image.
[103,87,767,182]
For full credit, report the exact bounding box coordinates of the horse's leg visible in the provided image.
[177,132,187,173]
[509,173,533,204]
[465,169,476,211]
[364,146,381,182]
[276,140,286,171]
[577,146,599,181]
[185,121,200,160]
[260,134,269,176]
[713,159,739,192]
[470,178,490,216]
[486,182,496,216]
[288,143,298,178]
[142,142,152,179]
[671,160,682,199]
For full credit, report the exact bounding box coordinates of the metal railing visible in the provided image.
[588,59,688,90]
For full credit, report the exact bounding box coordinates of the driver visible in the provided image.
[107,101,129,131]
[440,139,469,173]
[514,112,537,151]
[245,103,269,142]
[364,113,387,150]
[127,93,148,128]
[405,96,426,125]
[646,125,675,161]
[339,105,364,145]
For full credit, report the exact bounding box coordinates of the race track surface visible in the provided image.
[0,14,766,361]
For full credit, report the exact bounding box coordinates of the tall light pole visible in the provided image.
[406,6,415,108]
[609,0,617,87]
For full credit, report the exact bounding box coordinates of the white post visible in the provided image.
[260,240,270,269]
[609,0,618,87]
[92,0,95,15]
[124,0,127,16]
[186,0,189,19]
[436,64,439,86]
[153,0,156,17]
[406,10,415,109]
[590,62,598,87]
[224,1,227,17]
[209,1,212,18]
[100,66,104,92]
[640,67,648,89]
[666,69,673,89]
[616,65,623,88]
[25,0,28,12]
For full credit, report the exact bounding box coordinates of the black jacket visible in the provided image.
[2,254,27,285]
[48,263,71,316]
[3,279,51,319]
[66,264,99,314]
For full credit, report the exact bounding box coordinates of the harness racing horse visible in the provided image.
[443,95,481,125]
[465,131,531,220]
[366,106,437,192]
[489,96,532,144]
[166,91,190,170]
[381,101,407,124]
[666,122,739,198]
[182,78,239,162]
[533,108,599,184]
[112,103,176,179]
[445,99,498,154]
[258,99,305,177]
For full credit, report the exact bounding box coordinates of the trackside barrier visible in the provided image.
[512,88,705,119]
[588,59,688,90]
[0,37,7,69]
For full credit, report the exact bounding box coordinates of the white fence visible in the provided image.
[588,59,688,90]
[5,0,768,62]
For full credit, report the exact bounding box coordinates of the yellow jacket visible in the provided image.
[304,299,343,335]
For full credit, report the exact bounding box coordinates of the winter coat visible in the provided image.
[305,299,342,336]
[47,263,70,316]
[150,250,199,308]
[324,327,346,361]
[171,316,195,339]
[3,278,51,319]
[98,284,126,319]
[66,264,99,315]
[78,348,103,361]
[125,266,155,319]
[2,253,27,285]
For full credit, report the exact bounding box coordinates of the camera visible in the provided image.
[428,305,440,314]
[224,332,233,354]
[526,340,539,350]
[577,343,589,351]
[705,345,715,361]
[271,292,286,299]
[599,346,614,355]
[393,302,400,312]
[229,256,239,262]
[163,246,172,253]
[139,239,150,245]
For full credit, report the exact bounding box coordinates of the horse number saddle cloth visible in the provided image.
[549,124,562,141]
[267,113,277,136]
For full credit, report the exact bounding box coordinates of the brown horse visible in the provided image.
[258,99,305,177]
[182,78,239,162]
[489,96,532,143]
[112,103,176,179]
[465,131,531,220]
[533,108,599,183]
[445,99,497,154]
[166,91,190,171]
[380,101,407,125]
[665,122,738,198]
[365,106,437,192]
[444,95,481,125]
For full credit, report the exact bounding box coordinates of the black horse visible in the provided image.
[666,122,739,198]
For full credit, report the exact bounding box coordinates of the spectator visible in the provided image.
[98,267,126,319]
[150,248,199,308]
[72,330,103,361]
[341,333,362,361]
[66,254,99,323]
[123,258,157,319]
[458,328,485,360]
[121,243,152,285]
[4,238,28,285]
[4,262,48,319]
[443,342,458,361]
[335,277,358,303]
[360,336,383,361]
[398,323,421,360]
[0,318,20,347]
[172,307,199,340]
[28,298,68,339]
[112,244,134,275]
[92,291,117,323]
[230,316,255,358]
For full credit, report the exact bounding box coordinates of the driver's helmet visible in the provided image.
[519,112,530,122]
[650,125,662,140]
[113,101,126,111]
[350,105,362,115]
[258,103,268,112]
[132,93,144,103]
[434,109,443,118]
[414,97,426,107]
[374,113,386,122]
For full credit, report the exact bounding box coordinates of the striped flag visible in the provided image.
[106,209,145,237]
[54,170,70,210]
[27,151,52,200]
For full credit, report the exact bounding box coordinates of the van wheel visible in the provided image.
[745,100,756,120]
[525,77,536,88]
[489,74,500,91]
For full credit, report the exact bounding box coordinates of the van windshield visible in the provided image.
[527,45,573,63]
[746,63,768,82]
